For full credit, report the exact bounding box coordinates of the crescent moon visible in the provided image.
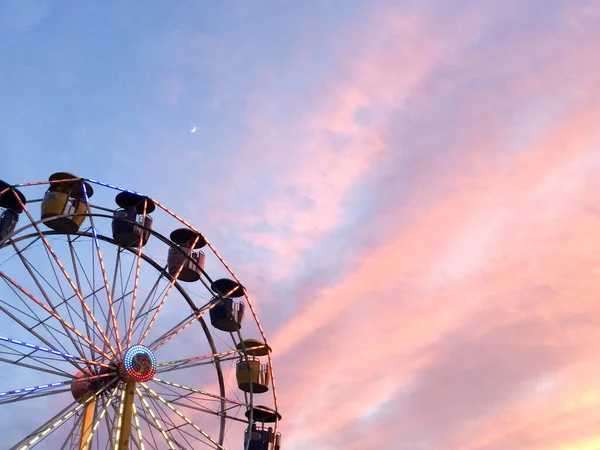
[191,126,197,133]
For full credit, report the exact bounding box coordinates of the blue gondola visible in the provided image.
[209,296,245,332]
[167,228,207,282]
[0,180,26,244]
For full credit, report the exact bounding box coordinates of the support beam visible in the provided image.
[79,399,96,450]
[117,381,136,450]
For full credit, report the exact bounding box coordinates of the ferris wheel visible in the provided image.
[0,173,282,450]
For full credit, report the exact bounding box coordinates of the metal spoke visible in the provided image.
[68,236,112,345]
[146,393,198,449]
[113,386,127,447]
[0,347,76,373]
[140,383,224,449]
[0,294,85,375]
[9,240,90,361]
[16,200,118,359]
[132,406,161,450]
[0,270,113,361]
[1,266,77,357]
[111,247,132,353]
[14,180,71,188]
[80,387,119,450]
[148,298,214,351]
[135,387,176,450]
[146,311,199,350]
[147,196,280,417]
[0,355,74,378]
[1,379,68,398]
[59,407,85,450]
[0,178,269,449]
[151,377,246,410]
[0,233,40,266]
[131,403,145,450]
[0,336,82,377]
[81,188,122,355]
[0,335,109,370]
[100,393,119,450]
[127,200,147,349]
[134,407,169,450]
[68,234,97,362]
[9,395,92,449]
[156,346,263,373]
[0,387,72,407]
[3,278,110,356]
[139,235,200,345]
[132,277,168,339]
[0,293,96,369]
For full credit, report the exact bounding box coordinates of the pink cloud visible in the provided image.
[257,2,600,448]
[137,1,600,448]
[192,7,459,282]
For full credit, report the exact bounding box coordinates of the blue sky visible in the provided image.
[2,0,600,449]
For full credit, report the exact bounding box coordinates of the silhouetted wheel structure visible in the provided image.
[0,174,281,449]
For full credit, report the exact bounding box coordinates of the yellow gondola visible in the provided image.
[236,339,272,393]
[41,172,94,233]
[236,357,271,393]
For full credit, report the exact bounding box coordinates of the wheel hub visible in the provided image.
[120,345,157,382]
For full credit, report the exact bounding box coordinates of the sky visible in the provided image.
[1,0,600,449]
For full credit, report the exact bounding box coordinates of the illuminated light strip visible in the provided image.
[113,387,127,449]
[7,238,88,363]
[150,290,235,352]
[135,387,176,450]
[151,316,200,352]
[0,335,76,359]
[132,403,146,450]
[205,244,281,413]
[0,186,11,210]
[86,182,281,419]
[0,381,64,398]
[0,335,112,368]
[139,235,200,345]
[14,198,118,358]
[81,387,119,450]
[87,179,283,433]
[152,378,245,407]
[148,312,201,351]
[148,198,280,413]
[85,180,144,197]
[0,271,113,361]
[151,306,212,352]
[127,200,147,349]
[148,286,238,353]
[14,178,79,188]
[140,383,224,450]
[87,180,281,428]
[15,388,101,450]
[86,181,266,345]
[81,185,123,355]
[156,347,243,368]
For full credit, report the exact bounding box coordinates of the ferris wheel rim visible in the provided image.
[0,176,280,450]
[1,228,234,448]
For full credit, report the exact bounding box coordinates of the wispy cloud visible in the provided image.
[252,1,600,448]
[2,0,600,448]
